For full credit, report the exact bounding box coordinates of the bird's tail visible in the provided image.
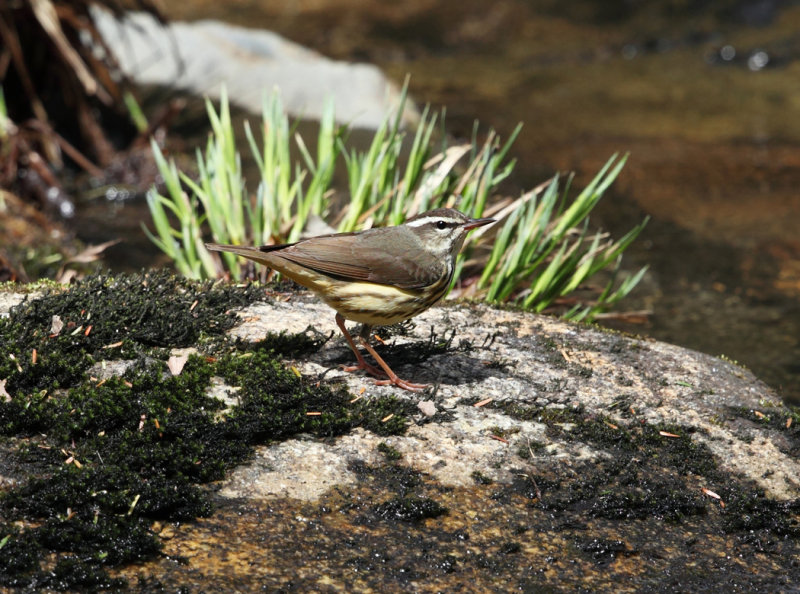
[205,243,325,291]
[205,243,276,267]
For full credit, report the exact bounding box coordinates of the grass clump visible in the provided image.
[146,83,647,321]
[0,273,414,590]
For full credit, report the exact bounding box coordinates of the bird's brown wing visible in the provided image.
[265,229,442,289]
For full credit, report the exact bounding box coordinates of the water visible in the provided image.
[74,1,800,402]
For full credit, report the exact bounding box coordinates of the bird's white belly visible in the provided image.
[322,281,429,326]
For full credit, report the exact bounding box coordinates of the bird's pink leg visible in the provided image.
[335,314,428,392]
[335,314,385,378]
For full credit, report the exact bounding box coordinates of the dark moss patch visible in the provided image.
[249,326,333,358]
[485,400,755,530]
[606,393,636,414]
[372,496,448,523]
[0,271,264,396]
[496,401,717,478]
[339,458,451,530]
[505,455,714,526]
[0,273,413,590]
[37,556,127,592]
[720,489,800,537]
[487,425,519,439]
[471,470,494,485]
[0,527,39,576]
[349,459,423,495]
[725,405,800,458]
[377,441,403,461]
[5,271,262,349]
[485,398,800,553]
[728,404,800,432]
[577,538,631,564]
[588,485,708,522]
[220,351,415,439]
[515,439,546,460]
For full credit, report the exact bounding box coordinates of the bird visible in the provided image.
[206,208,495,391]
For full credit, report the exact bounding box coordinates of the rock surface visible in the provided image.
[140,294,800,591]
[220,297,799,502]
[1,286,798,590]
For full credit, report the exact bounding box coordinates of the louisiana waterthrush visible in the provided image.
[206,208,494,391]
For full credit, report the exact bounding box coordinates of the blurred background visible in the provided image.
[2,0,799,401]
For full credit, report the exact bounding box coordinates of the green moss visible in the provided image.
[471,471,494,485]
[720,489,800,536]
[377,441,403,461]
[0,271,264,399]
[4,271,262,350]
[372,496,448,523]
[349,459,423,495]
[487,398,748,530]
[0,333,93,396]
[35,515,161,565]
[495,399,718,478]
[41,556,127,591]
[516,439,546,459]
[0,527,39,576]
[0,273,413,590]
[219,350,414,440]
[251,327,332,358]
[487,425,519,439]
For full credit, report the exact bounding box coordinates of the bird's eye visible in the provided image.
[436,220,447,230]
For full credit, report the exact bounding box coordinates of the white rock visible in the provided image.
[92,9,413,129]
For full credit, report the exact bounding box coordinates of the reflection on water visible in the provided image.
[73,1,800,401]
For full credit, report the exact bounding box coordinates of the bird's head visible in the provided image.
[404,208,495,259]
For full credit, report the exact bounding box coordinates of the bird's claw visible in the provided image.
[341,361,428,392]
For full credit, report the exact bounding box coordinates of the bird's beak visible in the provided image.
[463,217,495,231]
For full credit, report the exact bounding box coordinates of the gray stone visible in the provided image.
[0,291,34,318]
[3,283,798,589]
[218,296,799,502]
[92,9,411,128]
[2,286,795,503]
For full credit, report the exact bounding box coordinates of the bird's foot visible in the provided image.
[335,315,428,392]
[341,361,386,379]
[341,361,428,392]
[372,376,429,392]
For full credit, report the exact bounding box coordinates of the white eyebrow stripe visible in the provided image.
[406,217,461,228]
